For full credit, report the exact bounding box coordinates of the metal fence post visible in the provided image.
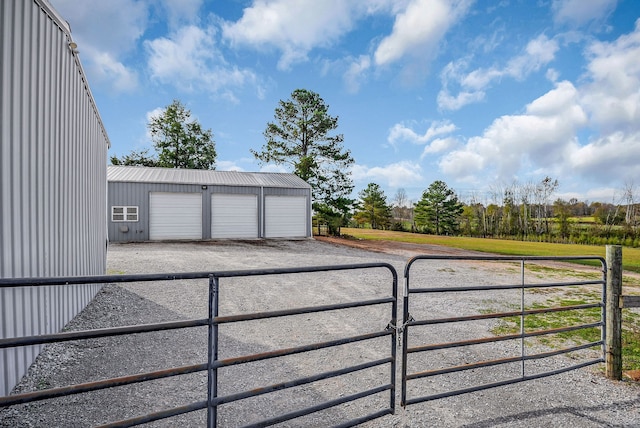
[605,245,622,380]
[207,274,219,428]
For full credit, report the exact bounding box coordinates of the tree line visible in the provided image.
[348,177,640,248]
[111,90,639,247]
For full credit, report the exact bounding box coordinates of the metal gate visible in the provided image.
[0,263,398,427]
[400,255,607,407]
[1,255,612,425]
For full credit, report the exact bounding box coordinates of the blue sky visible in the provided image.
[49,0,640,205]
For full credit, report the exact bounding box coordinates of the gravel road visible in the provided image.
[1,239,639,427]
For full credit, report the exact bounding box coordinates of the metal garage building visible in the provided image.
[107,166,312,242]
[1,0,110,395]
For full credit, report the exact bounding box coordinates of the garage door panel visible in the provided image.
[265,196,307,238]
[150,192,202,240]
[211,194,258,239]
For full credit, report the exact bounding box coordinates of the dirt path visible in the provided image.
[315,236,489,258]
[315,235,640,282]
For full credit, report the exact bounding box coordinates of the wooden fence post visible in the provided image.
[605,245,622,380]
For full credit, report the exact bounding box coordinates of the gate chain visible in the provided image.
[387,314,414,348]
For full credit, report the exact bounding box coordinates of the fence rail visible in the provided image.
[401,254,607,407]
[0,263,399,427]
[1,246,631,426]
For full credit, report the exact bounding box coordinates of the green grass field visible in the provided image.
[340,227,640,372]
[340,227,640,273]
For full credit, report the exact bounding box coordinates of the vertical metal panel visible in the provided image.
[107,182,207,242]
[0,0,109,396]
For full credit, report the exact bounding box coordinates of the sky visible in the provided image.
[49,0,640,205]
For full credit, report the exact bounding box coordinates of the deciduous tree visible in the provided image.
[391,188,413,227]
[111,100,217,170]
[110,149,158,167]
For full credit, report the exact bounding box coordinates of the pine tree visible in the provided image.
[253,89,355,234]
[353,183,392,230]
[414,180,463,235]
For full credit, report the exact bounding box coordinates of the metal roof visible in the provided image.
[107,166,311,189]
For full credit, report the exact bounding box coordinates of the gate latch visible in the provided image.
[386,314,414,348]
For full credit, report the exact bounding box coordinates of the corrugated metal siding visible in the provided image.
[0,0,109,396]
[108,182,209,242]
[107,182,312,242]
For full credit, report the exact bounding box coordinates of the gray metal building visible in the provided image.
[107,166,313,242]
[0,0,110,395]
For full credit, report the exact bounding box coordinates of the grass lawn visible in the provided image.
[340,228,640,373]
[341,228,640,273]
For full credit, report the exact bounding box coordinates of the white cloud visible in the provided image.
[469,28,506,54]
[343,55,372,93]
[259,164,289,173]
[461,67,503,91]
[146,107,165,122]
[90,52,138,92]
[437,89,486,111]
[526,80,582,116]
[421,137,457,158]
[439,149,487,183]
[50,0,147,92]
[552,19,640,189]
[580,19,640,133]
[546,68,560,82]
[470,34,559,84]
[222,0,469,77]
[439,21,640,194]
[160,0,204,28]
[374,0,471,66]
[388,120,456,146]
[51,0,147,56]
[222,0,360,70]
[552,0,617,27]
[438,34,559,110]
[145,25,259,98]
[215,160,245,171]
[568,131,640,183]
[440,80,587,182]
[583,187,621,202]
[146,26,215,87]
[352,161,422,188]
[144,107,166,142]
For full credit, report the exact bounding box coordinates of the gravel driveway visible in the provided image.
[1,239,639,427]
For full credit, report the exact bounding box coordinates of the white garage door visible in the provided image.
[265,196,308,238]
[149,192,202,240]
[211,194,258,239]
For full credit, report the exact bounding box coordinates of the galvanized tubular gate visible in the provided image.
[401,255,607,407]
[0,262,398,427]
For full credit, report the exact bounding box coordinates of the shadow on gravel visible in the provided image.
[461,396,640,428]
[0,283,356,427]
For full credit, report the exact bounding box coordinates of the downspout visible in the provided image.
[260,186,264,238]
